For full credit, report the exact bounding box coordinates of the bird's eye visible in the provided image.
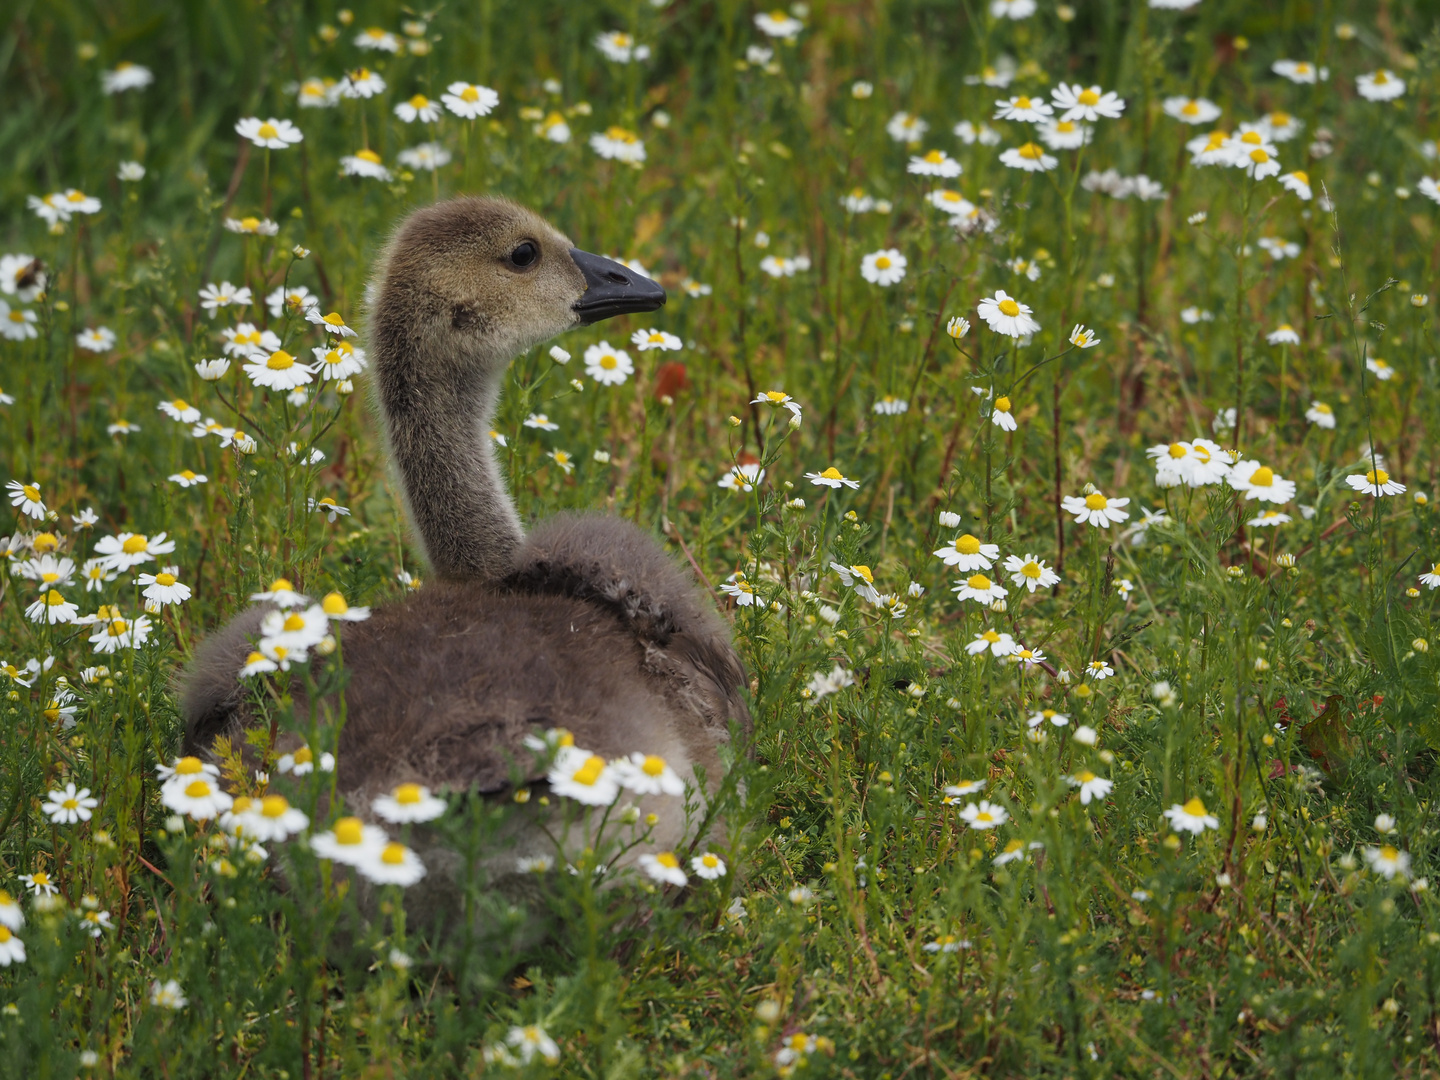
[508,241,539,270]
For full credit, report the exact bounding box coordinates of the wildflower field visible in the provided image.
[4,0,1440,1074]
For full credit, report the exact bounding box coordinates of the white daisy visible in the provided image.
[952,573,1007,605]
[1227,461,1296,504]
[1363,844,1412,880]
[1163,96,1222,125]
[94,531,174,571]
[372,783,447,824]
[806,467,860,489]
[998,143,1058,172]
[234,117,304,149]
[933,533,999,571]
[959,800,1009,829]
[860,249,907,286]
[7,480,45,519]
[1068,771,1113,805]
[243,350,314,392]
[993,94,1053,123]
[1164,797,1220,834]
[966,629,1017,657]
[1061,489,1130,527]
[1305,401,1335,428]
[831,562,882,604]
[311,817,387,866]
[1346,467,1406,497]
[442,81,499,119]
[977,290,1041,337]
[907,149,962,177]
[1051,83,1124,122]
[690,852,727,879]
[1356,70,1405,102]
[630,328,682,351]
[1003,554,1060,592]
[547,745,620,805]
[583,342,634,385]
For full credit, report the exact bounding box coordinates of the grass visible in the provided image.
[2,0,1440,1075]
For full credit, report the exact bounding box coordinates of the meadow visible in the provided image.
[1,0,1439,1074]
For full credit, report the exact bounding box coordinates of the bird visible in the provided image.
[180,197,750,928]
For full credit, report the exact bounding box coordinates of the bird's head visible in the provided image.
[370,197,665,383]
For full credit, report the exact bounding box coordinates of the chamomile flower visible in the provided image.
[243,349,314,391]
[1273,59,1326,84]
[0,891,21,932]
[1068,324,1100,349]
[25,590,78,624]
[589,126,646,162]
[311,817,387,866]
[393,93,442,123]
[235,117,303,149]
[718,571,764,607]
[81,559,116,592]
[75,326,116,352]
[966,629,1017,657]
[276,745,335,774]
[977,290,1041,337]
[584,342,634,385]
[1028,709,1069,728]
[19,871,56,896]
[933,533,999,571]
[754,9,804,38]
[1367,356,1396,381]
[594,30,650,62]
[339,68,387,99]
[999,142,1058,172]
[198,281,252,315]
[630,328,682,351]
[831,562,882,604]
[17,553,75,589]
[43,782,98,825]
[7,480,45,519]
[149,980,188,1010]
[873,395,909,415]
[1227,461,1297,504]
[250,578,308,608]
[1068,771,1113,805]
[1164,797,1219,834]
[237,795,310,842]
[1003,554,1060,592]
[548,746,620,805]
[614,753,686,796]
[959,800,1009,830]
[1305,401,1336,428]
[296,77,340,108]
[718,462,765,492]
[260,604,331,653]
[1247,509,1291,528]
[953,119,1002,144]
[860,249,907,286]
[947,316,971,339]
[907,149,962,177]
[101,61,154,94]
[1347,467,1407,497]
[1085,660,1114,680]
[1238,145,1281,180]
[167,470,207,488]
[1051,83,1124,122]
[373,783,447,824]
[993,94,1053,123]
[1038,119,1090,150]
[1061,489,1130,527]
[95,531,174,571]
[356,841,427,886]
[806,467,860,489]
[0,301,38,340]
[953,573,1007,605]
[267,285,319,319]
[87,611,151,653]
[1418,562,1440,590]
[137,571,191,607]
[691,852,727,879]
[442,81,499,120]
[927,189,974,217]
[398,142,452,170]
[1357,70,1405,102]
[320,592,369,623]
[341,149,392,180]
[1267,323,1301,346]
[1363,844,1412,880]
[1164,96,1223,126]
[523,413,559,432]
[990,395,1017,430]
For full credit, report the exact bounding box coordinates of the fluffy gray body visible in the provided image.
[179,197,749,935]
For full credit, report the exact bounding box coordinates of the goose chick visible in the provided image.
[181,197,750,930]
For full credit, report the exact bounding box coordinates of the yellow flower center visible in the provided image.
[998,298,1021,317]
[293,747,313,765]
[0,926,9,944]
[261,795,290,818]
[1181,101,1199,116]
[282,614,305,632]
[924,149,944,163]
[8,311,24,323]
[967,574,992,591]
[1269,111,1291,126]
[975,810,994,822]
[572,755,606,786]
[875,256,892,269]
[1241,131,1262,145]
[21,484,41,501]
[1181,797,1208,817]
[334,817,364,845]
[851,565,874,583]
[1084,493,1108,510]
[994,396,1011,412]
[381,843,407,865]
[1295,63,1310,73]
[1056,121,1076,133]
[656,852,680,869]
[1314,402,1330,414]
[1204,132,1227,151]
[1076,771,1096,783]
[1078,88,1100,106]
[356,149,383,164]
[67,191,88,203]
[599,354,618,369]
[322,592,349,615]
[1017,142,1044,160]
[174,757,203,776]
[1166,442,1189,459]
[185,779,212,798]
[1366,468,1390,485]
[1249,148,1270,164]
[31,873,48,885]
[701,854,719,868]
[1021,561,1042,579]
[1249,466,1274,486]
[394,783,422,804]
[461,86,480,103]
[408,94,429,109]
[981,630,1000,642]
[1374,71,1390,84]
[257,122,279,140]
[820,467,844,480]
[940,190,961,203]
[45,590,65,606]
[641,755,666,777]
[1292,170,1309,184]
[244,651,265,667]
[267,350,295,370]
[240,217,260,232]
[956,534,981,555]
[34,534,57,553]
[1014,96,1032,109]
[1380,844,1399,860]
[179,470,196,481]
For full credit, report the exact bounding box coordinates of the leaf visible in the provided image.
[1298,694,1353,779]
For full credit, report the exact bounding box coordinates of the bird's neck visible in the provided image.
[383,370,523,582]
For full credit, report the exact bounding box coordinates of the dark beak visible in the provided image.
[570,248,666,325]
